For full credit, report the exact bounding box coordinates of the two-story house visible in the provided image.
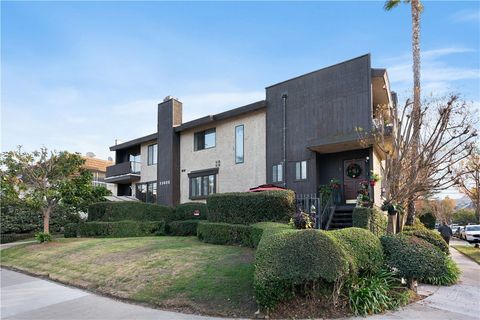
[105,54,395,214]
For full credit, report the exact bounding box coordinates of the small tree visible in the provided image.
[1,147,91,234]
[456,148,480,222]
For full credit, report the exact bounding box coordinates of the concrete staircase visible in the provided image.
[327,205,355,230]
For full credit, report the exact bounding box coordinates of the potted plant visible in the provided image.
[369,171,381,187]
[329,178,341,204]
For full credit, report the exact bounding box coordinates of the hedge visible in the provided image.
[88,202,173,222]
[167,220,199,236]
[64,223,78,238]
[206,190,295,225]
[254,229,351,309]
[0,233,35,244]
[352,207,387,236]
[380,234,449,283]
[250,222,293,248]
[173,202,208,221]
[197,221,254,247]
[329,228,384,274]
[77,220,165,238]
[401,225,449,254]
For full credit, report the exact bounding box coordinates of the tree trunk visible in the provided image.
[406,0,421,226]
[387,214,397,234]
[43,207,51,234]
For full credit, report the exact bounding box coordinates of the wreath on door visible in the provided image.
[346,163,362,179]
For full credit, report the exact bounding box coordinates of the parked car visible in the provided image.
[454,226,463,238]
[464,225,480,243]
[459,226,467,240]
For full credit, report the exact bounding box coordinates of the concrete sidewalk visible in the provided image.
[1,240,479,320]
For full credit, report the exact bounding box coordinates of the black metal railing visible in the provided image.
[106,161,141,178]
[296,193,335,230]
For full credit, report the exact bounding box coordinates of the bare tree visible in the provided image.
[456,148,480,222]
[360,95,477,230]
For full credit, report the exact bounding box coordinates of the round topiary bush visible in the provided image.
[380,234,453,284]
[254,229,351,309]
[329,227,384,274]
[401,225,449,254]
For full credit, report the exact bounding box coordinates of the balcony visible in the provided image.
[105,161,141,184]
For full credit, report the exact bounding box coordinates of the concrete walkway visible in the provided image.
[1,239,479,320]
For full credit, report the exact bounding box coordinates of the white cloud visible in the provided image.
[450,9,480,23]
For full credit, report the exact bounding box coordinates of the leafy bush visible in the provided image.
[35,232,52,243]
[88,202,173,222]
[424,256,461,286]
[347,269,409,316]
[250,222,293,248]
[380,234,451,283]
[419,211,436,229]
[330,228,384,274]
[254,229,351,309]
[64,223,78,238]
[197,222,253,247]
[77,220,165,238]
[173,202,208,221]
[289,212,313,229]
[167,220,199,236]
[206,190,295,225]
[0,233,35,244]
[452,209,477,225]
[352,207,387,236]
[402,225,449,254]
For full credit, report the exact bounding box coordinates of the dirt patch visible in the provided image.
[268,294,350,319]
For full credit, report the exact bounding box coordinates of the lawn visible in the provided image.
[0,237,256,317]
[453,245,480,264]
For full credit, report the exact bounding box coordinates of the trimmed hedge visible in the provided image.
[206,190,295,225]
[88,202,173,222]
[380,234,450,283]
[251,222,293,248]
[167,220,199,236]
[0,233,35,244]
[401,225,449,254]
[197,221,253,247]
[254,229,351,309]
[77,220,165,238]
[352,207,387,236]
[330,227,384,274]
[173,202,208,221]
[64,223,78,238]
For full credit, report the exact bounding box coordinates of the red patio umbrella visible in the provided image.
[248,184,288,192]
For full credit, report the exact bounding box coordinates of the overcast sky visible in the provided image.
[2,1,479,199]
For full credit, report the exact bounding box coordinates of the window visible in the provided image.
[189,174,216,199]
[135,181,157,203]
[194,128,216,151]
[272,164,283,183]
[295,161,307,180]
[147,144,157,165]
[235,125,244,164]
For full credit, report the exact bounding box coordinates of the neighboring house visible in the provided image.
[105,54,394,214]
[82,154,116,194]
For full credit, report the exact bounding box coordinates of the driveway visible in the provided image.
[1,239,479,320]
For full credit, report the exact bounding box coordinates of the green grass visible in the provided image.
[0,236,256,316]
[453,245,480,264]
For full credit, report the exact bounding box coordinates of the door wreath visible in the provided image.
[346,163,362,179]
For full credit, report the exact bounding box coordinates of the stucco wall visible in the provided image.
[132,140,158,197]
[179,110,266,203]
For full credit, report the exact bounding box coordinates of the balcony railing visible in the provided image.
[105,161,141,181]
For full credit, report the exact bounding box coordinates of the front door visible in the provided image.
[343,159,366,203]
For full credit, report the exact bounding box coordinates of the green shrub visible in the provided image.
[250,222,293,248]
[206,190,295,225]
[254,229,350,309]
[352,207,387,236]
[197,222,253,247]
[88,202,173,222]
[380,234,449,283]
[173,202,208,221]
[167,220,199,236]
[289,212,313,229]
[35,232,52,243]
[402,225,449,254]
[347,269,409,316]
[64,223,78,238]
[419,212,436,229]
[77,220,165,238]
[424,256,461,286]
[330,228,384,274]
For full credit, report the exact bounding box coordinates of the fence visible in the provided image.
[296,193,334,230]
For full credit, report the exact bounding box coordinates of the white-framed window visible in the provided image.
[295,160,307,180]
[147,144,158,165]
[272,164,283,183]
[235,125,244,164]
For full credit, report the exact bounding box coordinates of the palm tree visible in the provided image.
[385,0,423,226]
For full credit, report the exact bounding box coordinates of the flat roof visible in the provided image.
[109,133,157,151]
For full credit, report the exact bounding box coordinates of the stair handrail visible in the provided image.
[320,194,335,230]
